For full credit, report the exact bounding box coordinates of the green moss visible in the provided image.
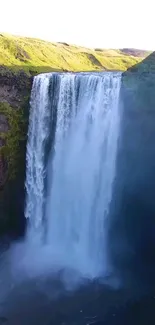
[0,102,28,180]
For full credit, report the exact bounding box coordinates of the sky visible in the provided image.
[1,0,154,50]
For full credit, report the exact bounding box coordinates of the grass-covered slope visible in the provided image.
[125,51,155,73]
[0,33,151,74]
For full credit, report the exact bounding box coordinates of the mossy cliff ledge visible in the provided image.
[0,67,32,235]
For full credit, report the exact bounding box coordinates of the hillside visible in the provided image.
[0,34,151,75]
[125,51,155,73]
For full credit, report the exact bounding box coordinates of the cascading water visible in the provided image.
[25,72,121,279]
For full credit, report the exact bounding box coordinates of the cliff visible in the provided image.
[110,52,155,281]
[0,67,32,234]
[0,33,152,235]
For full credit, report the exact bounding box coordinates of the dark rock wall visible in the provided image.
[0,67,32,235]
[109,64,155,288]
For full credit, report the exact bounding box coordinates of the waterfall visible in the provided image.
[25,72,121,279]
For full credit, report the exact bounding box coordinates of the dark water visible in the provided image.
[1,277,155,325]
[0,237,155,325]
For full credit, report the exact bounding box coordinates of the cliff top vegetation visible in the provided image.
[0,33,151,75]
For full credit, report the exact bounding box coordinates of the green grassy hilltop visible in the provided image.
[0,33,151,74]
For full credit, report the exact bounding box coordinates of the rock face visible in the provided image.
[0,114,9,132]
[0,67,32,235]
[109,53,155,286]
[0,154,7,187]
